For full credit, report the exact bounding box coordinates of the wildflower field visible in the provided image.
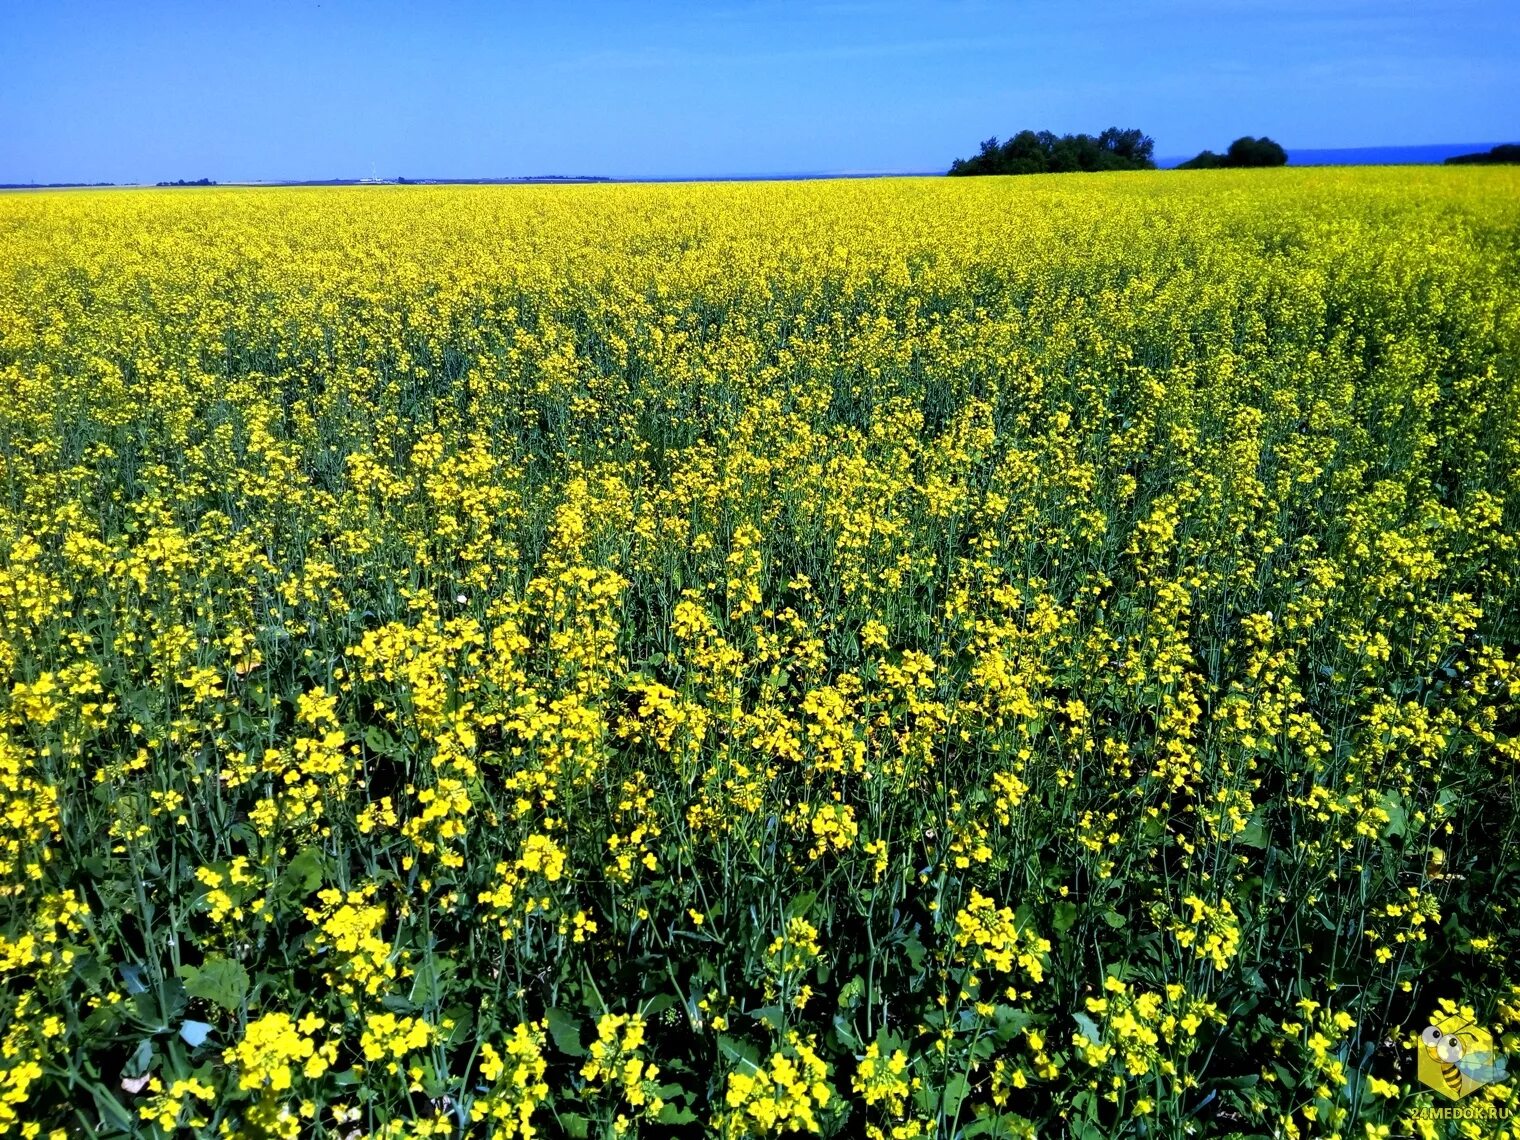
[1,168,1518,1139]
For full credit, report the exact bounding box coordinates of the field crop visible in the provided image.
[0,169,1518,1138]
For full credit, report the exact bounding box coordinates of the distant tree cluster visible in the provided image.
[156,178,217,187]
[1177,137,1288,169]
[948,127,1156,176]
[1445,144,1520,165]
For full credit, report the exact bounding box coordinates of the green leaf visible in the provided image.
[642,993,676,1018]
[558,1112,590,1139]
[902,932,927,973]
[1072,1011,1103,1043]
[277,846,326,900]
[178,956,249,1012]
[443,1003,474,1047]
[718,1034,761,1071]
[364,725,401,756]
[992,1006,1033,1041]
[1213,1073,1261,1089]
[750,1004,785,1031]
[837,974,865,1008]
[831,1013,862,1050]
[913,1071,968,1117]
[83,999,130,1035]
[963,1112,1036,1138]
[124,1037,154,1079]
[656,1104,698,1125]
[91,1082,135,1133]
[1341,1065,1365,1104]
[1101,909,1127,929]
[409,956,456,1007]
[132,978,186,1029]
[119,963,149,994]
[545,1007,586,1057]
[1236,812,1269,849]
[1052,901,1079,934]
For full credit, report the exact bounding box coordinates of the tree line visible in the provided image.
[948,129,1289,175]
[1445,144,1520,165]
[948,128,1155,176]
[1177,136,1287,169]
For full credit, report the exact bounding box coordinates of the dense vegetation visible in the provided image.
[947,128,1155,175]
[1177,137,1289,170]
[1,169,1518,1139]
[1447,144,1520,165]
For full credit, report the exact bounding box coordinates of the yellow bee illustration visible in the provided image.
[1420,1019,1509,1099]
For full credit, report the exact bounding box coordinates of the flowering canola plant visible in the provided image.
[0,168,1518,1138]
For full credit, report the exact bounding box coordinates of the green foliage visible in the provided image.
[1446,143,1520,165]
[1179,135,1288,169]
[948,127,1156,175]
[177,957,250,1014]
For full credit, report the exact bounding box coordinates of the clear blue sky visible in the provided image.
[2,0,1516,182]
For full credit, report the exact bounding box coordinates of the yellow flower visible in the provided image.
[224,1013,316,1092]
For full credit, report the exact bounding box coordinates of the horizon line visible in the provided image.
[4,141,1514,190]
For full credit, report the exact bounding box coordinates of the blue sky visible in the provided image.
[1,0,1515,182]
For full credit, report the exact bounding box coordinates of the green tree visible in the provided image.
[1177,150,1224,170]
[1225,136,1287,166]
[1179,136,1287,170]
[948,127,1155,176]
[1445,143,1520,165]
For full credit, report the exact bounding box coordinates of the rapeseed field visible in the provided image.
[0,169,1517,1138]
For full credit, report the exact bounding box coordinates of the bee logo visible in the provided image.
[1418,1012,1509,1100]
